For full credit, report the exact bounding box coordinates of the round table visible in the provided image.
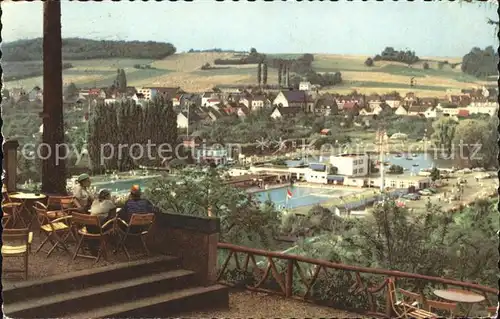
[433,289,485,316]
[9,193,47,228]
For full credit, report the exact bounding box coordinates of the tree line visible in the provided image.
[461,46,498,78]
[372,47,420,65]
[2,38,177,61]
[4,62,73,82]
[87,98,178,173]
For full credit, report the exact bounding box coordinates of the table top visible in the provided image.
[9,193,47,200]
[433,289,485,303]
[87,207,122,213]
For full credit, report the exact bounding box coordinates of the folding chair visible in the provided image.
[114,213,155,261]
[71,212,114,264]
[2,228,31,279]
[426,299,457,318]
[2,202,25,228]
[487,305,498,317]
[33,201,73,257]
[387,278,439,319]
[2,215,11,228]
[46,195,77,219]
[2,220,33,252]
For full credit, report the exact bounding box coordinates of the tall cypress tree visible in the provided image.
[278,61,283,88]
[282,61,288,87]
[257,62,262,87]
[118,69,127,92]
[263,63,268,86]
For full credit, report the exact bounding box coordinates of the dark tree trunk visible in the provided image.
[42,0,67,194]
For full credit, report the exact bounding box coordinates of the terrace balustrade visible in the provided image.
[216,243,498,318]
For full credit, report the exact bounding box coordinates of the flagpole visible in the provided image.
[285,189,289,210]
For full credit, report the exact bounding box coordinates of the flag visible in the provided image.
[287,189,293,199]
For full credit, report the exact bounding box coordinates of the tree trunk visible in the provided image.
[41,0,67,194]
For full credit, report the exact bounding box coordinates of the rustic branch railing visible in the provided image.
[217,242,498,318]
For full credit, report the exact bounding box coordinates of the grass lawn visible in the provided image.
[267,53,305,59]
[67,58,155,70]
[340,80,447,92]
[377,64,480,83]
[4,53,486,94]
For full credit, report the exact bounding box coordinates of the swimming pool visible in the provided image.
[93,176,159,194]
[94,177,354,209]
[253,186,355,209]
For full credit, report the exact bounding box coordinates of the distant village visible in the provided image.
[7,82,498,129]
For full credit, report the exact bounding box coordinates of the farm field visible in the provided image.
[4,52,490,95]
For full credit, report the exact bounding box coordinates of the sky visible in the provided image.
[1,1,498,57]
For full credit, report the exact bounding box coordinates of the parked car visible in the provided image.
[419,190,432,196]
[403,193,420,200]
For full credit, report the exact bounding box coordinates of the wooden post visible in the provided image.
[285,259,294,298]
[385,283,393,318]
[2,140,19,192]
[42,0,67,194]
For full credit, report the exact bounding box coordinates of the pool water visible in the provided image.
[253,186,354,209]
[94,177,351,209]
[93,177,157,194]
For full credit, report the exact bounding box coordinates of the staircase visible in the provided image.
[2,255,229,318]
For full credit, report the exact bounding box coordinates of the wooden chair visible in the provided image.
[487,305,498,317]
[2,202,25,228]
[387,278,439,319]
[426,299,457,318]
[114,213,155,261]
[71,212,115,264]
[2,228,31,279]
[46,195,77,219]
[2,215,11,228]
[33,201,73,257]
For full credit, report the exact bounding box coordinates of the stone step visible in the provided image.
[3,255,180,304]
[70,284,229,319]
[4,269,197,318]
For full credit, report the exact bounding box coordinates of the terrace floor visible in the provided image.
[2,231,145,282]
[185,290,365,318]
[3,232,364,318]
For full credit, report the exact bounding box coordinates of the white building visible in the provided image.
[369,175,431,190]
[466,106,498,117]
[423,107,443,119]
[177,112,189,129]
[250,95,269,110]
[299,81,312,91]
[195,147,229,165]
[202,92,220,107]
[137,88,153,100]
[330,154,369,177]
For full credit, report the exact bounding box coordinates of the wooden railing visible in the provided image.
[217,243,498,318]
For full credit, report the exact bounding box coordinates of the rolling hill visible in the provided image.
[3,40,494,97]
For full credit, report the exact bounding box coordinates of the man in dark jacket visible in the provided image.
[118,185,155,233]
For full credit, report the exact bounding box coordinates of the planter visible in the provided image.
[147,211,220,286]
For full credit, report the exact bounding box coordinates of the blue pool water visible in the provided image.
[253,186,354,209]
[93,177,157,194]
[94,177,352,209]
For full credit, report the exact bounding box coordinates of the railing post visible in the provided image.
[385,284,393,318]
[285,259,294,298]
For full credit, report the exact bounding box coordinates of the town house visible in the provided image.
[250,95,270,110]
[381,94,401,109]
[28,86,43,102]
[270,106,303,119]
[273,90,312,112]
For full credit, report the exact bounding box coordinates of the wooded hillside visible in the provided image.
[2,38,177,61]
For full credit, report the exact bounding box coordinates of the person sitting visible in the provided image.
[118,185,154,233]
[87,189,115,256]
[89,189,116,225]
[72,173,93,212]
